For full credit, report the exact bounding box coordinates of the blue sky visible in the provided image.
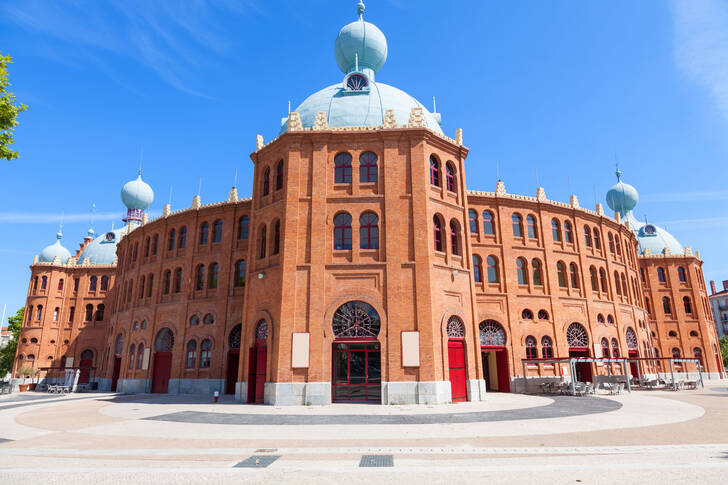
[1,0,728,322]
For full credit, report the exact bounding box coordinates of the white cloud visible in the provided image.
[653,216,728,229]
[672,0,728,118]
[0,212,122,224]
[641,190,728,202]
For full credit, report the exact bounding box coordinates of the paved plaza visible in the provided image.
[0,382,727,484]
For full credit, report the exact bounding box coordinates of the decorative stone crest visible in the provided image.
[455,128,463,146]
[163,204,171,217]
[287,111,303,131]
[142,213,149,224]
[536,187,546,201]
[256,134,264,150]
[695,250,700,259]
[313,111,329,130]
[615,212,621,224]
[495,180,507,196]
[684,246,693,257]
[383,109,397,128]
[570,195,580,208]
[191,195,201,209]
[643,247,651,256]
[663,246,672,256]
[228,186,238,202]
[596,203,604,216]
[408,106,425,127]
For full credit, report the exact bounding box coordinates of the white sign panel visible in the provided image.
[401,331,420,367]
[291,333,310,368]
[142,348,151,370]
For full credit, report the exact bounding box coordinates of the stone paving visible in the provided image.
[0,381,726,484]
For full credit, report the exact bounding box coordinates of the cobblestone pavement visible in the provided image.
[0,381,726,484]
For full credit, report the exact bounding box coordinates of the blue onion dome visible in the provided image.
[121,170,154,211]
[606,168,638,217]
[39,229,72,263]
[78,228,125,265]
[334,1,388,75]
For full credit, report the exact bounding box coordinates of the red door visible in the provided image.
[225,350,240,395]
[496,349,511,392]
[628,350,639,377]
[78,359,93,384]
[151,352,172,393]
[247,345,267,404]
[569,349,592,382]
[448,339,467,402]
[110,357,122,392]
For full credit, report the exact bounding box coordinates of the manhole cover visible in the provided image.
[234,455,280,468]
[255,448,278,453]
[359,455,394,467]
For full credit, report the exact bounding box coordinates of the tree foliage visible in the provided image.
[720,336,728,368]
[0,307,23,376]
[0,53,26,161]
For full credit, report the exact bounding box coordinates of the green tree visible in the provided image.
[720,336,728,368]
[0,307,23,376]
[1,53,26,161]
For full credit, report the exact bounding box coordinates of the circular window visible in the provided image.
[255,320,269,341]
[446,316,465,338]
[63,339,69,344]
[155,328,175,352]
[346,73,368,91]
[566,323,589,348]
[625,327,638,349]
[50,340,55,344]
[479,320,506,347]
[332,301,381,339]
[203,313,214,325]
[189,315,200,326]
[105,232,115,242]
[643,225,656,235]
[21,338,27,343]
[521,309,534,320]
[538,310,549,320]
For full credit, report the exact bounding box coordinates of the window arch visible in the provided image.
[332,301,381,339]
[611,338,620,358]
[257,225,267,259]
[584,226,592,247]
[200,339,212,368]
[137,343,144,369]
[482,211,495,235]
[672,347,681,359]
[238,215,250,240]
[189,315,200,326]
[334,213,352,250]
[178,226,187,248]
[155,328,175,352]
[551,219,561,241]
[479,320,506,346]
[186,340,197,368]
[212,219,223,243]
[512,213,523,237]
[138,276,145,299]
[473,255,483,282]
[429,155,441,186]
[95,304,105,321]
[569,263,580,288]
[663,296,672,315]
[450,219,461,256]
[521,309,534,320]
[128,344,135,370]
[668,330,678,337]
[360,212,379,249]
[255,320,269,341]
[208,263,219,289]
[468,209,478,234]
[152,234,158,255]
[229,324,242,349]
[614,271,621,296]
[195,264,205,291]
[275,159,284,190]
[173,268,183,293]
[84,304,93,321]
[599,268,608,292]
[620,273,629,300]
[359,151,378,183]
[335,152,353,184]
[683,296,693,314]
[626,327,638,350]
[445,162,457,192]
[566,323,589,348]
[531,259,543,286]
[447,316,465,338]
[203,313,215,325]
[657,267,666,282]
[146,275,153,298]
[144,236,150,257]
[486,256,499,283]
[262,166,270,195]
[677,267,687,282]
[526,215,537,239]
[89,276,97,292]
[100,276,109,291]
[516,258,528,285]
[199,222,209,245]
[272,219,281,255]
[538,309,549,320]
[563,221,573,243]
[57,278,64,291]
[601,338,610,358]
[694,347,703,365]
[433,215,444,252]
[607,314,614,324]
[163,270,171,294]
[556,262,567,288]
[615,237,622,257]
[589,266,598,291]
[41,275,48,289]
[525,336,538,359]
[168,228,176,250]
[541,336,553,358]
[593,228,601,249]
[234,259,246,287]
[597,314,605,323]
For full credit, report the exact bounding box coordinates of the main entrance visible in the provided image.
[446,316,467,402]
[78,350,93,385]
[247,320,268,404]
[225,324,241,395]
[330,301,382,403]
[567,323,592,383]
[151,328,174,393]
[479,320,510,392]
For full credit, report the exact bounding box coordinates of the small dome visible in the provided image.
[606,169,638,216]
[121,171,154,211]
[78,229,124,265]
[625,213,684,256]
[39,230,72,263]
[334,2,388,74]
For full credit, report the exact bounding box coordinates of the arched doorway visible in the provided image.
[331,301,381,403]
[479,320,509,392]
[567,323,592,382]
[626,327,639,377]
[247,320,268,404]
[151,328,174,393]
[446,316,467,402]
[111,334,124,392]
[225,324,241,395]
[79,349,94,384]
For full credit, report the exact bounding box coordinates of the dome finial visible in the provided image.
[357,1,365,19]
[615,162,622,182]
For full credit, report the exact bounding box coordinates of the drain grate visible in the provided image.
[234,455,280,468]
[254,448,278,453]
[359,455,394,467]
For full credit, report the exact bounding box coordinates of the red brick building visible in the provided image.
[13,3,724,403]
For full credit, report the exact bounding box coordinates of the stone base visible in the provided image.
[235,381,246,403]
[168,378,225,395]
[263,382,332,406]
[381,380,452,405]
[467,379,486,401]
[117,379,149,393]
[95,378,112,392]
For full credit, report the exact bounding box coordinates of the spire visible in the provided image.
[357,0,365,20]
[56,224,63,240]
[615,162,622,182]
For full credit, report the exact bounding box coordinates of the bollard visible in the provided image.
[214,391,219,403]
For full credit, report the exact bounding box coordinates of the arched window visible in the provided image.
[608,233,615,254]
[163,270,171,294]
[152,234,158,255]
[645,296,651,314]
[146,275,153,298]
[433,215,444,252]
[58,278,64,291]
[208,263,219,289]
[445,162,456,192]
[614,271,621,296]
[189,315,200,326]
[255,320,269,341]
[486,256,499,283]
[359,151,378,183]
[199,340,212,368]
[199,222,209,245]
[258,225,267,259]
[620,273,629,300]
[178,226,187,248]
[262,166,270,195]
[138,276,145,299]
[238,216,250,240]
[479,320,506,346]
[473,255,483,282]
[538,309,549,320]
[229,324,242,349]
[663,296,672,315]
[672,347,681,359]
[563,221,573,243]
[599,268,608,292]
[95,304,105,321]
[334,213,352,250]
[68,306,74,322]
[155,328,175,352]
[566,323,589,348]
[569,263,580,288]
[677,267,686,282]
[100,276,109,291]
[601,338,610,358]
[597,314,605,323]
[450,220,461,256]
[272,219,281,255]
[275,159,284,190]
[541,336,553,358]
[584,226,592,247]
[41,275,48,289]
[186,340,197,368]
[522,309,534,320]
[516,258,528,285]
[33,276,38,290]
[360,212,379,249]
[615,237,622,257]
[429,156,440,186]
[174,268,183,293]
[168,228,176,250]
[657,267,666,282]
[551,219,561,241]
[468,209,478,234]
[137,343,144,369]
[532,259,543,286]
[556,262,567,288]
[512,213,523,237]
[144,237,150,257]
[128,344,135,370]
[212,219,223,243]
[85,304,93,321]
[132,243,138,262]
[332,301,381,339]
[668,330,677,337]
[593,228,601,249]
[589,266,598,291]
[525,336,538,359]
[694,347,703,365]
[640,268,646,282]
[195,265,205,291]
[334,152,353,184]
[683,296,693,314]
[526,215,537,239]
[482,211,495,235]
[626,327,638,350]
[234,260,246,287]
[89,276,97,292]
[447,316,465,338]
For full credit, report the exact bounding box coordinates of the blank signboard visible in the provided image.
[291,333,310,368]
[401,331,420,367]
